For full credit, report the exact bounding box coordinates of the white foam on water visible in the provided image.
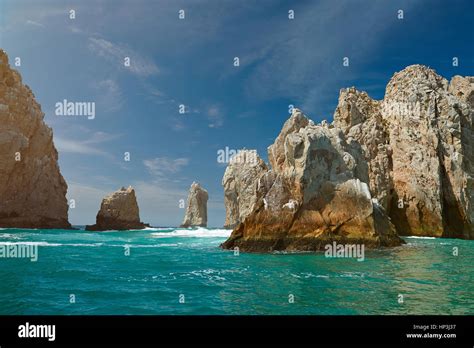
[112,243,179,248]
[128,227,174,232]
[63,243,104,247]
[0,242,104,247]
[0,242,62,246]
[151,227,232,238]
[0,233,22,240]
[405,236,437,239]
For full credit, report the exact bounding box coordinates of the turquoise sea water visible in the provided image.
[0,227,472,315]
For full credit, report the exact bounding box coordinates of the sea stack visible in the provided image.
[334,65,474,239]
[222,150,268,228]
[222,108,403,252]
[180,182,208,228]
[85,186,149,231]
[222,65,474,253]
[0,49,71,229]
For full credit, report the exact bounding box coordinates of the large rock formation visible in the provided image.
[86,186,149,231]
[180,182,208,227]
[0,49,71,229]
[222,65,474,252]
[222,109,402,252]
[335,65,474,239]
[222,150,268,228]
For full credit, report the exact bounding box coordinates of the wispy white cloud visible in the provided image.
[55,138,107,157]
[142,83,176,105]
[94,79,124,113]
[88,37,159,77]
[207,105,224,128]
[143,157,189,178]
[55,131,120,157]
[26,20,44,28]
[68,25,83,34]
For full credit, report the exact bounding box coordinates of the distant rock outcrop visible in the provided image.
[222,150,268,228]
[86,186,149,231]
[222,109,402,252]
[0,49,71,229]
[222,65,474,252]
[180,182,208,227]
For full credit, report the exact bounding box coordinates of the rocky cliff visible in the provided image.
[335,65,473,238]
[222,65,474,252]
[222,109,402,252]
[0,49,71,229]
[86,186,149,231]
[222,150,268,228]
[181,182,208,227]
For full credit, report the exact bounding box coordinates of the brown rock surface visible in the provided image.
[0,49,71,229]
[86,186,149,231]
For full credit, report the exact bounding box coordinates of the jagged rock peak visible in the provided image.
[268,107,310,172]
[385,64,449,101]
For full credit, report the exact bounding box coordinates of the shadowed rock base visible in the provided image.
[85,218,149,231]
[0,216,72,230]
[221,235,402,253]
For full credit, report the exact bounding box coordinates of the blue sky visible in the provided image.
[0,0,472,227]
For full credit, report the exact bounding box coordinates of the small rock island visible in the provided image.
[86,186,149,231]
[180,182,208,228]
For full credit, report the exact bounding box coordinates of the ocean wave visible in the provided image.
[0,241,182,248]
[0,242,103,247]
[128,227,173,232]
[405,236,437,239]
[113,243,179,248]
[291,272,330,279]
[150,227,232,238]
[0,233,23,240]
[0,241,62,246]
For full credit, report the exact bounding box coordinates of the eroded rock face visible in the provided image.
[334,88,392,211]
[86,186,149,231]
[222,150,268,228]
[222,108,402,252]
[0,49,71,229]
[335,65,474,238]
[181,182,208,227]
